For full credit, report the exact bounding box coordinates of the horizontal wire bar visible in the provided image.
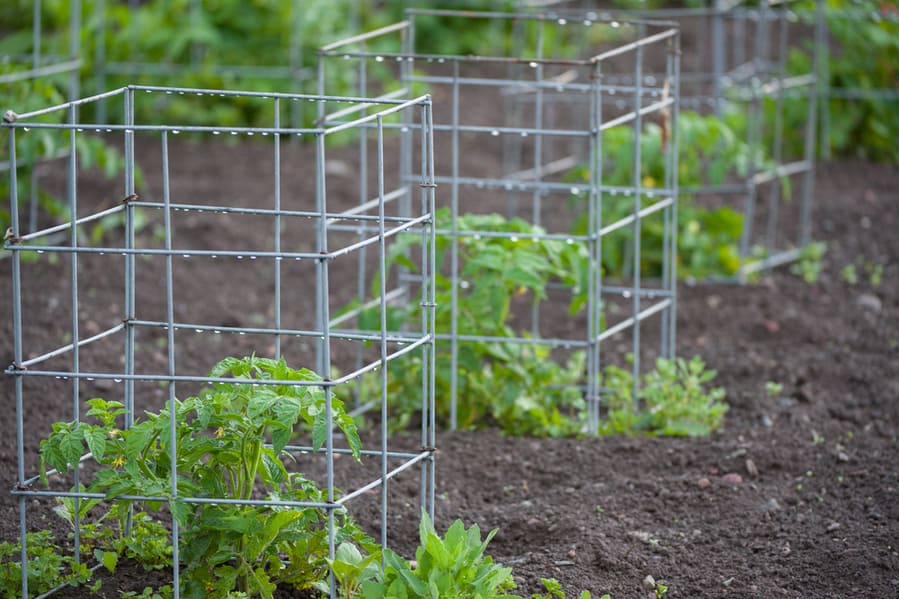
[325,95,431,135]
[102,62,313,79]
[325,187,409,226]
[428,174,673,199]
[9,87,129,120]
[4,245,326,260]
[5,121,322,135]
[15,204,127,243]
[598,97,676,131]
[283,445,426,460]
[402,73,592,93]
[0,59,82,84]
[739,247,804,275]
[131,319,426,345]
[129,84,420,106]
[12,488,336,510]
[506,155,580,181]
[590,27,679,62]
[329,336,433,386]
[434,333,590,349]
[319,20,411,52]
[405,7,678,28]
[328,213,432,259]
[130,199,414,224]
[7,368,432,388]
[752,159,813,185]
[335,451,432,506]
[596,299,672,342]
[21,323,125,368]
[330,287,408,328]
[599,197,674,236]
[320,88,410,124]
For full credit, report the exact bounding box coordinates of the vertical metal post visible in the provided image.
[531,20,545,339]
[800,5,820,248]
[274,99,282,358]
[69,0,82,102]
[739,3,766,277]
[449,60,461,430]
[712,0,725,116]
[765,5,788,255]
[96,0,108,122]
[288,1,302,127]
[123,87,137,535]
[631,40,644,402]
[314,132,336,599]
[354,48,369,409]
[587,61,603,435]
[425,99,437,520]
[419,102,429,517]
[815,0,830,160]
[10,129,29,598]
[376,114,389,554]
[664,34,680,359]
[67,103,82,565]
[160,131,181,598]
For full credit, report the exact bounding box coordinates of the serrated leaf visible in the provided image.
[83,427,107,462]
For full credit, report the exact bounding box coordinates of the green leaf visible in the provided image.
[84,427,108,462]
[95,549,118,573]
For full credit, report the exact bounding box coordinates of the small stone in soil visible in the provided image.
[642,574,656,591]
[746,458,759,478]
[697,477,711,489]
[827,521,842,532]
[856,293,882,312]
[722,472,743,485]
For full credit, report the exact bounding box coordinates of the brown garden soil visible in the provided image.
[0,128,897,599]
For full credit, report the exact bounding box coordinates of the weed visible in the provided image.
[599,356,728,437]
[0,530,95,598]
[765,381,784,397]
[789,241,827,283]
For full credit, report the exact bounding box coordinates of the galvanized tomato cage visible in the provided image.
[3,86,436,598]
[319,9,682,433]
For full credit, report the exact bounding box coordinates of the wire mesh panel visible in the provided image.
[2,86,436,598]
[519,1,820,279]
[318,10,680,434]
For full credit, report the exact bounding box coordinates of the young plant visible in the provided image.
[40,355,371,598]
[599,356,728,437]
[789,241,826,283]
[358,511,517,598]
[0,530,96,598]
[567,111,767,279]
[344,207,589,437]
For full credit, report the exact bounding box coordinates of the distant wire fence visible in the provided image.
[2,87,436,599]
[318,10,681,432]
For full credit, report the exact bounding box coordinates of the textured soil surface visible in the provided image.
[1,130,897,599]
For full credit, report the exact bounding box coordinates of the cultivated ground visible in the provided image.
[0,134,896,598]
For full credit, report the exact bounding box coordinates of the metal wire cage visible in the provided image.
[518,0,821,279]
[2,86,436,598]
[319,10,681,433]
